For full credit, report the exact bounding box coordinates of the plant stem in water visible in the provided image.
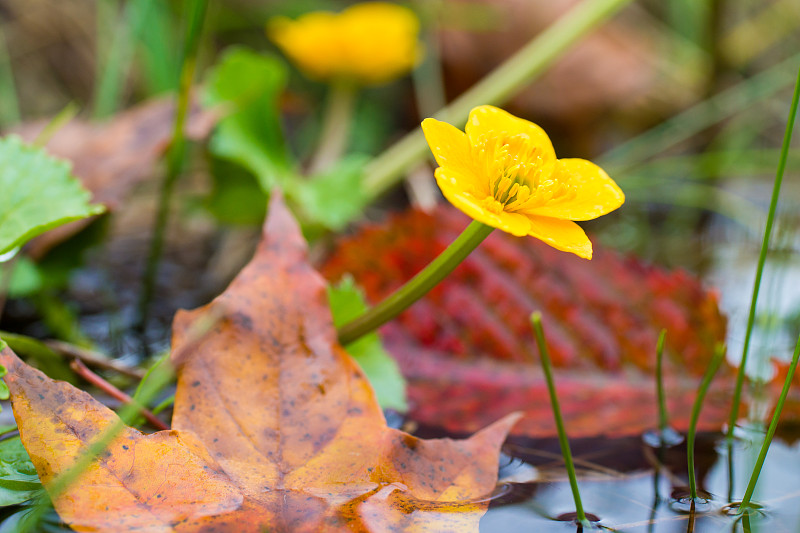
[738,333,800,512]
[688,343,726,500]
[530,312,591,529]
[337,221,493,345]
[726,66,800,442]
[656,329,669,435]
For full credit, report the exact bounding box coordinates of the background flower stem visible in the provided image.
[308,80,357,174]
[362,0,635,200]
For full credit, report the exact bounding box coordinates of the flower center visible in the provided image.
[473,133,575,213]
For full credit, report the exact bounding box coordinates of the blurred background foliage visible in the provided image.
[0,0,799,371]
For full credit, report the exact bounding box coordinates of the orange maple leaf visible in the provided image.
[0,194,519,532]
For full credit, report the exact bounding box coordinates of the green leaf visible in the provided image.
[0,136,104,255]
[0,437,42,507]
[203,47,294,191]
[0,257,42,299]
[327,277,407,411]
[203,158,267,226]
[289,155,369,231]
[0,365,7,401]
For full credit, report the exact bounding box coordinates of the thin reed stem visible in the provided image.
[32,103,79,147]
[136,0,208,338]
[0,23,20,127]
[688,343,726,500]
[308,80,357,174]
[656,329,669,435]
[530,312,590,529]
[726,66,800,442]
[738,333,800,512]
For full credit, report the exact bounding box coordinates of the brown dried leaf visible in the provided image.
[0,195,518,531]
[10,97,217,257]
[322,206,731,438]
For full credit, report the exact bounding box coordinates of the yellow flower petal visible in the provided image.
[435,168,531,236]
[524,216,593,259]
[421,118,476,181]
[524,159,625,221]
[465,105,556,165]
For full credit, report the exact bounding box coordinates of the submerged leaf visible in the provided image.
[323,206,731,437]
[0,136,104,255]
[1,196,518,531]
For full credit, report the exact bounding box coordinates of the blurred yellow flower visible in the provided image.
[422,106,624,259]
[268,2,421,86]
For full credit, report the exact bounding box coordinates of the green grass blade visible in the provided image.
[738,334,800,512]
[0,23,20,127]
[656,330,669,434]
[530,312,590,528]
[688,343,726,500]
[601,53,800,172]
[92,0,133,119]
[726,66,800,442]
[136,0,209,335]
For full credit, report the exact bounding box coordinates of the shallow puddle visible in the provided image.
[482,428,800,532]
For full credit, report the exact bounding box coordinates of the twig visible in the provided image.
[44,339,145,379]
[70,358,168,431]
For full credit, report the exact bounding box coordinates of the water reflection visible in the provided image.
[481,431,800,532]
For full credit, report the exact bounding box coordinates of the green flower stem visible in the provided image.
[337,221,493,345]
[726,66,800,443]
[656,329,669,435]
[530,312,590,529]
[688,343,726,500]
[136,0,208,337]
[309,80,358,174]
[362,0,634,200]
[738,333,800,512]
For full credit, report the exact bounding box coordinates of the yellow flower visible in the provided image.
[268,2,421,86]
[421,106,625,259]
